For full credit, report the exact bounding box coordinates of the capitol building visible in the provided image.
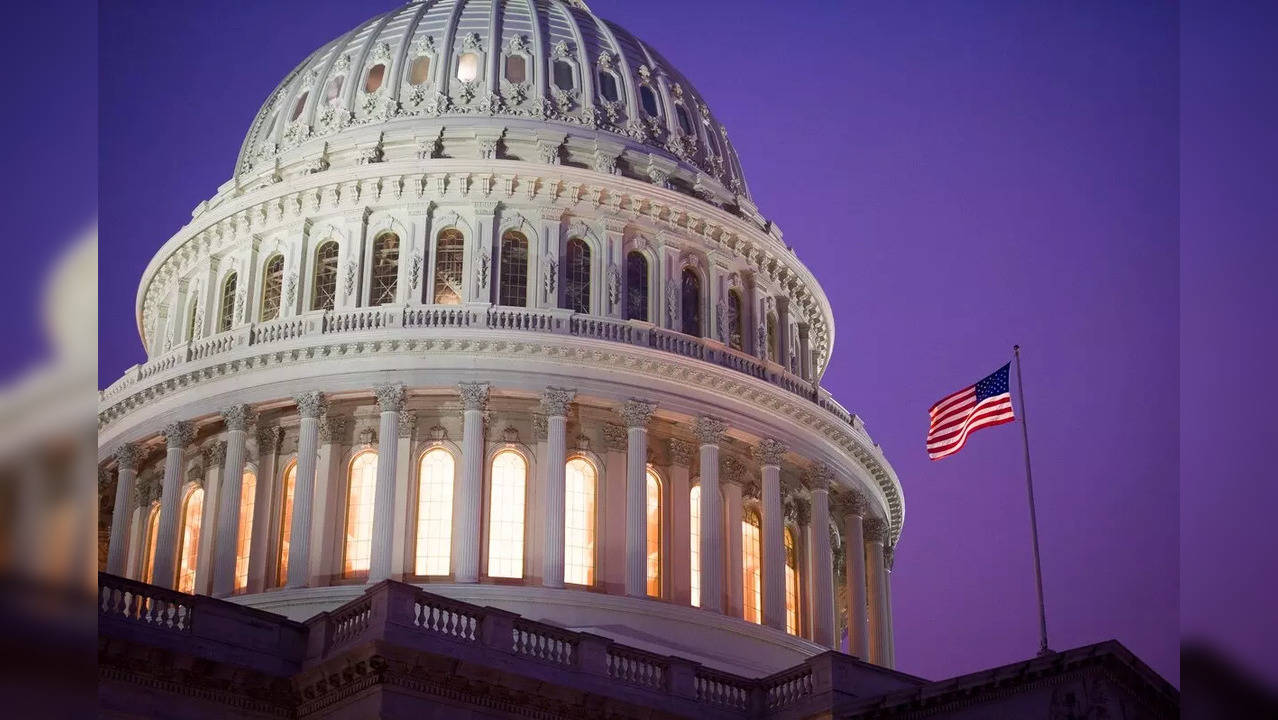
[96,2,1177,717]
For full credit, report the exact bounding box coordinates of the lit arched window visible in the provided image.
[176,487,205,593]
[415,448,455,576]
[646,469,662,597]
[218,273,238,333]
[365,64,386,93]
[276,461,297,587]
[505,55,527,83]
[498,231,529,307]
[324,75,344,106]
[766,313,779,363]
[487,450,527,579]
[457,53,479,83]
[260,255,284,322]
[597,70,619,102]
[639,85,659,117]
[563,238,591,314]
[141,504,160,584]
[785,526,800,635]
[626,251,649,321]
[433,228,464,304]
[743,508,762,624]
[409,56,432,86]
[727,289,744,351]
[689,484,701,607]
[370,232,400,306]
[234,469,257,592]
[564,457,597,586]
[681,268,702,337]
[312,241,339,311]
[343,451,378,577]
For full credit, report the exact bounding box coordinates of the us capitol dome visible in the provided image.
[97,0,905,679]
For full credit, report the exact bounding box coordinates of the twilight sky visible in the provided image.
[98,1,1183,683]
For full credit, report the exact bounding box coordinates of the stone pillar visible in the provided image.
[693,415,726,614]
[797,323,812,381]
[754,439,788,631]
[864,517,889,665]
[540,387,575,588]
[791,497,812,638]
[310,413,346,585]
[809,464,835,648]
[391,410,417,579]
[287,392,325,589]
[885,544,897,668]
[194,441,225,595]
[841,491,870,659]
[368,383,405,583]
[621,399,657,597]
[454,382,489,583]
[152,421,194,590]
[212,405,253,598]
[668,438,694,605]
[721,458,745,618]
[106,444,140,575]
[248,425,281,593]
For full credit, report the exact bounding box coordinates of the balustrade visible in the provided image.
[763,666,814,711]
[99,573,194,632]
[607,645,668,690]
[412,592,482,642]
[512,618,577,666]
[696,667,754,710]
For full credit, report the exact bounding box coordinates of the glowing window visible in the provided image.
[312,241,339,311]
[234,470,257,592]
[727,289,744,350]
[325,75,344,106]
[504,55,526,84]
[681,268,701,337]
[415,448,455,576]
[371,232,400,306]
[276,462,296,587]
[433,228,464,305]
[646,469,662,597]
[498,231,529,307]
[785,527,800,635]
[365,64,385,93]
[690,484,701,607]
[457,52,479,83]
[487,450,527,578]
[409,56,431,86]
[260,254,284,322]
[553,60,574,91]
[562,238,591,313]
[676,104,693,135]
[640,85,659,116]
[343,451,378,577]
[626,251,649,321]
[743,509,762,624]
[564,457,597,586]
[597,70,619,102]
[291,92,308,121]
[141,505,160,584]
[176,487,204,593]
[218,273,238,333]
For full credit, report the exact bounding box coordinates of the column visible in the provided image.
[541,387,576,588]
[151,421,194,590]
[106,444,140,575]
[287,391,325,588]
[391,410,417,579]
[797,324,812,381]
[621,399,656,597]
[841,491,870,659]
[194,441,225,595]
[212,405,253,598]
[754,439,787,631]
[693,415,726,614]
[368,383,405,583]
[809,464,835,648]
[864,517,889,664]
[248,426,281,593]
[454,382,489,583]
[722,459,745,618]
[668,438,694,605]
[310,413,346,585]
[885,544,897,668]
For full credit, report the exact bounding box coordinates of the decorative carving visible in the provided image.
[665,283,679,326]
[715,301,727,343]
[477,138,498,160]
[457,382,490,411]
[883,544,895,571]
[619,399,657,428]
[398,410,418,438]
[539,387,577,417]
[806,462,833,491]
[606,263,620,309]
[842,489,868,518]
[357,426,378,446]
[475,250,491,290]
[428,424,447,441]
[163,421,195,449]
[667,437,695,466]
[692,415,727,446]
[343,260,358,297]
[537,139,561,165]
[221,404,255,432]
[543,257,558,300]
[752,438,788,467]
[113,443,140,471]
[602,423,628,452]
[98,466,114,492]
[373,382,406,412]
[787,496,811,526]
[294,390,327,418]
[742,479,761,501]
[285,272,298,306]
[574,434,591,451]
[256,425,283,454]
[862,517,888,543]
[531,413,548,441]
[720,456,746,485]
[202,440,227,467]
[502,426,520,443]
[319,414,349,443]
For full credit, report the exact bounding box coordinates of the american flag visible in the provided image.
[927,363,1016,460]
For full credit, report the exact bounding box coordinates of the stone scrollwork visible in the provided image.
[257,426,283,454]
[752,438,788,468]
[667,437,695,466]
[373,382,407,412]
[475,250,491,291]
[457,382,490,411]
[619,399,657,429]
[539,387,577,417]
[720,455,746,485]
[606,263,620,310]
[221,404,255,432]
[164,421,195,449]
[805,462,833,492]
[319,414,349,443]
[202,440,227,467]
[294,390,327,419]
[602,423,628,452]
[398,410,418,439]
[692,415,727,446]
[113,443,140,471]
[343,260,358,297]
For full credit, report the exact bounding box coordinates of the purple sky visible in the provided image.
[98,1,1186,683]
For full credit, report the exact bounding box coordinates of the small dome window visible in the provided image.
[457,52,479,82]
[324,75,344,106]
[640,85,659,116]
[364,64,385,93]
[553,60,574,91]
[597,70,619,102]
[504,55,527,84]
[291,91,308,121]
[409,56,431,86]
[675,104,693,135]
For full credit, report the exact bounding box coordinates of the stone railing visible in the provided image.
[99,572,195,632]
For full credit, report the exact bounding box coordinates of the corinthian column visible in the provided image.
[152,421,194,590]
[106,444,140,575]
[622,399,657,597]
[368,383,405,583]
[212,404,253,598]
[454,382,489,583]
[540,387,576,588]
[286,391,325,588]
[841,490,870,659]
[721,457,745,618]
[754,439,788,631]
[864,517,890,664]
[808,464,835,647]
[694,415,727,614]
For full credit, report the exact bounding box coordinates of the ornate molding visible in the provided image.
[457,382,490,411]
[805,462,833,492]
[373,382,406,412]
[530,413,548,441]
[295,390,327,419]
[398,410,418,438]
[221,404,255,432]
[720,455,747,485]
[319,414,350,443]
[667,437,695,466]
[539,387,576,417]
[692,415,727,446]
[163,421,194,449]
[602,423,628,452]
[619,399,656,429]
[202,440,228,467]
[751,438,787,467]
[862,517,888,543]
[113,443,140,471]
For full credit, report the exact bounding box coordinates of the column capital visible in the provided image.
[294,390,328,418]
[619,399,657,428]
[751,438,788,467]
[693,415,727,446]
[531,413,549,441]
[540,387,577,417]
[720,455,747,486]
[667,437,695,466]
[256,425,283,453]
[163,421,195,449]
[202,440,228,467]
[835,489,869,518]
[398,410,418,438]
[220,404,255,432]
[98,466,114,491]
[884,544,896,571]
[602,423,628,452]
[805,462,833,492]
[134,473,159,509]
[373,382,407,412]
[863,517,888,543]
[458,381,490,411]
[786,496,811,526]
[319,414,350,443]
[113,442,140,471]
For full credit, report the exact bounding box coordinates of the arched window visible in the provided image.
[365,64,386,93]
[553,60,574,91]
[324,75,344,106]
[766,313,779,362]
[409,56,431,86]
[457,53,479,82]
[487,450,527,579]
[234,469,256,592]
[639,85,659,117]
[276,461,297,587]
[370,232,400,306]
[498,231,529,307]
[689,484,701,607]
[626,251,649,321]
[646,469,662,597]
[343,451,378,577]
[218,273,238,333]
[176,487,205,593]
[291,92,308,121]
[141,504,160,584]
[260,255,284,322]
[505,55,527,83]
[563,238,591,313]
[743,508,762,624]
[681,268,702,337]
[186,298,199,342]
[312,241,339,311]
[675,104,694,135]
[415,448,455,576]
[563,457,597,586]
[597,70,619,102]
[785,527,800,635]
[433,228,464,304]
[727,289,744,351]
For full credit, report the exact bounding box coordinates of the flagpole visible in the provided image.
[1013,344,1051,656]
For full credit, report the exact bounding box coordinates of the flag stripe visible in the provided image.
[926,364,1015,460]
[927,395,1012,445]
[927,403,1014,453]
